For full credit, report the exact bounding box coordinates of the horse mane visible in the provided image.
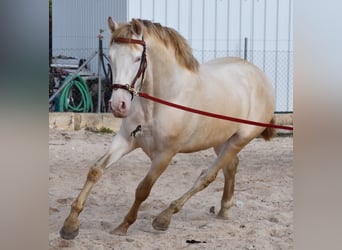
[110,19,199,72]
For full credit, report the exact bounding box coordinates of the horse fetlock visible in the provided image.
[169,201,181,213]
[124,212,138,226]
[87,166,103,183]
[217,198,233,219]
[199,174,216,189]
[71,201,84,214]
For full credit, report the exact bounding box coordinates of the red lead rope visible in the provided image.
[138,92,293,131]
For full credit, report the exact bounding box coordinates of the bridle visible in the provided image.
[110,37,147,100]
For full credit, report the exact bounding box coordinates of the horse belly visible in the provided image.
[178,118,239,153]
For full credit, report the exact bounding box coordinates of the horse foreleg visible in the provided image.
[217,155,239,219]
[60,134,134,240]
[152,134,247,231]
[59,158,106,240]
[111,152,174,236]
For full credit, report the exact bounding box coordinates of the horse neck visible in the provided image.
[144,42,195,99]
[135,39,198,123]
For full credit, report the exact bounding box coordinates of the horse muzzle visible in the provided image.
[109,101,129,118]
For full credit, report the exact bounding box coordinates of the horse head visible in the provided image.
[107,17,146,118]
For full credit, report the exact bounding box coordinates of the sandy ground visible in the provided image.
[49,128,293,250]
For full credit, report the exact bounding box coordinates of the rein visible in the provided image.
[138,92,294,131]
[110,37,293,131]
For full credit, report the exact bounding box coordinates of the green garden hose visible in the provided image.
[59,75,93,112]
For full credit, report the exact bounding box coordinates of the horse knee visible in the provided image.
[169,201,181,213]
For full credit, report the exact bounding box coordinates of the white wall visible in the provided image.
[127,0,293,111]
[52,0,127,72]
[52,0,293,111]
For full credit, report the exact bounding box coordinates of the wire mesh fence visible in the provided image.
[49,47,293,113]
[194,49,293,112]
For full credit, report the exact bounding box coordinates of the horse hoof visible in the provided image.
[110,227,127,236]
[152,217,170,231]
[216,214,229,220]
[59,227,79,240]
[217,209,229,220]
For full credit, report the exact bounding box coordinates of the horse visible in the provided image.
[60,17,275,239]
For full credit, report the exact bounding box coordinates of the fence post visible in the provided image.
[97,30,104,113]
[244,37,248,60]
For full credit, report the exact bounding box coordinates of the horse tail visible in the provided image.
[261,118,276,141]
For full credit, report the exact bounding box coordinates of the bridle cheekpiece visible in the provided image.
[110,37,147,100]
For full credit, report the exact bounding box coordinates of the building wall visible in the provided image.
[52,0,293,111]
[127,0,293,111]
[52,0,127,66]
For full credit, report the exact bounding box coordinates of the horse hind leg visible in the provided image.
[217,154,239,219]
[152,168,219,231]
[216,126,267,218]
[152,133,248,231]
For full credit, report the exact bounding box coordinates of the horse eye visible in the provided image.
[134,57,141,63]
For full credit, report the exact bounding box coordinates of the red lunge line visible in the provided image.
[138,92,293,131]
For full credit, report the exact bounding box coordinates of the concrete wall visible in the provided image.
[49,112,122,131]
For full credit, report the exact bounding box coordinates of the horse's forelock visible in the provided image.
[109,23,133,46]
[110,19,199,72]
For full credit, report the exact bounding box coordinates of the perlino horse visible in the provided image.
[60,17,275,239]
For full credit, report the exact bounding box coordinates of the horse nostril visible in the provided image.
[120,101,126,110]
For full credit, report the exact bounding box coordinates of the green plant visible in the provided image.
[85,126,114,134]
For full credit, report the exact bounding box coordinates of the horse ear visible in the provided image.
[131,19,142,36]
[108,16,119,33]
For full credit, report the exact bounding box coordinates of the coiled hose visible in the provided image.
[59,75,93,112]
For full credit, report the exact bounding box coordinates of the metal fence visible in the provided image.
[49,45,293,113]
